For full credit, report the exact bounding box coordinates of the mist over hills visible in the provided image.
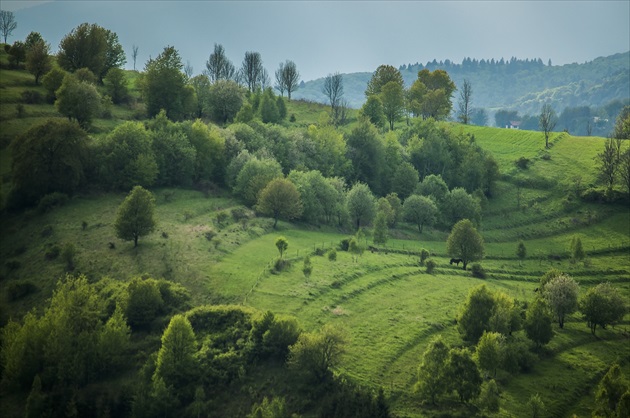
[293,51,630,121]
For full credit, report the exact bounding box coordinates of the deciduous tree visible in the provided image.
[143,46,189,120]
[596,137,621,192]
[580,282,627,335]
[25,39,51,85]
[9,119,88,206]
[457,79,472,124]
[240,51,266,92]
[0,10,17,43]
[524,297,553,348]
[543,274,579,328]
[447,219,484,270]
[275,59,300,100]
[539,103,557,148]
[114,186,157,247]
[457,284,494,343]
[402,195,437,234]
[414,335,449,405]
[205,43,236,82]
[275,236,288,258]
[154,314,197,388]
[444,347,481,403]
[346,182,376,229]
[380,81,405,130]
[475,331,502,377]
[234,157,283,206]
[288,324,345,384]
[256,178,303,228]
[205,79,244,124]
[103,67,129,104]
[322,72,344,124]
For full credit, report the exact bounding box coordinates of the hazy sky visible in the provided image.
[4,0,630,81]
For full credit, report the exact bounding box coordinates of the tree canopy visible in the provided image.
[446,219,484,270]
[114,186,157,247]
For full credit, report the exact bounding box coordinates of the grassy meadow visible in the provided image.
[0,52,629,417]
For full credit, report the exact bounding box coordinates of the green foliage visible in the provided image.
[328,248,337,261]
[414,335,449,405]
[372,210,389,245]
[478,379,500,413]
[55,74,101,128]
[346,182,376,229]
[235,156,283,206]
[25,39,51,85]
[151,118,196,187]
[360,95,385,128]
[475,331,502,376]
[419,248,430,265]
[206,79,244,124]
[442,188,482,228]
[408,69,456,120]
[6,281,37,301]
[103,67,129,104]
[580,282,627,335]
[37,192,69,214]
[346,119,385,194]
[24,375,46,418]
[9,119,88,207]
[101,121,157,190]
[415,174,449,203]
[288,324,345,384]
[403,194,438,234]
[42,66,66,101]
[124,277,164,329]
[115,186,156,247]
[471,263,486,279]
[594,363,630,417]
[528,393,546,418]
[447,219,485,270]
[570,235,586,262]
[143,46,189,120]
[61,242,76,270]
[248,396,291,418]
[250,311,300,361]
[366,65,404,97]
[457,284,495,343]
[543,274,579,328]
[444,347,482,404]
[425,259,437,273]
[524,297,553,348]
[302,255,313,280]
[393,162,419,200]
[256,177,303,228]
[275,236,288,258]
[154,314,197,389]
[57,23,125,80]
[517,240,527,263]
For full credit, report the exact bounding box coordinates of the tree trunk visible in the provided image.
[273,217,278,228]
[462,261,467,270]
[419,223,423,234]
[134,235,138,247]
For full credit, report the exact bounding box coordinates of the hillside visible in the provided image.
[293,51,630,119]
[0,54,629,418]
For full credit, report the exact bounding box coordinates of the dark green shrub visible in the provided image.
[81,220,88,230]
[21,90,43,104]
[328,249,337,261]
[339,238,351,251]
[231,207,249,221]
[37,193,68,213]
[204,229,217,241]
[289,114,296,122]
[471,263,486,279]
[7,281,37,301]
[44,244,60,260]
[314,247,326,256]
[420,248,430,265]
[61,243,76,270]
[216,211,229,225]
[16,103,25,118]
[273,257,290,273]
[125,278,164,329]
[426,259,437,273]
[156,278,191,311]
[515,157,530,169]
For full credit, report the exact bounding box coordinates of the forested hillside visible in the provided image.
[294,52,630,130]
[0,20,629,418]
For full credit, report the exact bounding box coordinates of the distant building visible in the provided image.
[507,120,521,129]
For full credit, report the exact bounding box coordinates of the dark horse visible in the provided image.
[450,258,463,266]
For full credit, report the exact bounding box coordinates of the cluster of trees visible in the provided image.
[0,274,387,417]
[358,65,457,130]
[594,134,630,197]
[414,270,627,410]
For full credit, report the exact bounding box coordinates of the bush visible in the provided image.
[216,211,229,225]
[21,90,43,104]
[339,238,351,251]
[314,247,326,256]
[515,157,530,169]
[419,248,430,265]
[205,229,217,241]
[289,114,296,122]
[7,281,37,301]
[37,192,69,213]
[81,220,88,230]
[471,263,486,279]
[328,249,337,261]
[231,207,249,221]
[61,243,76,270]
[15,103,25,118]
[44,244,60,260]
[426,259,437,273]
[272,257,290,273]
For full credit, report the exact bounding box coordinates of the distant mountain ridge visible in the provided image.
[293,51,630,120]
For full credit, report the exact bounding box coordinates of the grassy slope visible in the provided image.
[1,59,629,417]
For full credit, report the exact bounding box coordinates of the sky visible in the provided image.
[3,0,630,81]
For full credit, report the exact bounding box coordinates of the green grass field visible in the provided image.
[1,57,629,416]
